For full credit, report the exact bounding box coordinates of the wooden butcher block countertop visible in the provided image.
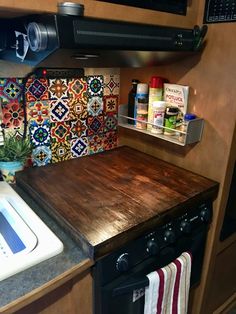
[16,146,219,259]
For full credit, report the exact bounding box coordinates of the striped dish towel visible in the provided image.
[144,252,192,314]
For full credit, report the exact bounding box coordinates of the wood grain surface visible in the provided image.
[16,146,218,259]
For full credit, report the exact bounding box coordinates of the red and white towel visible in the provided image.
[144,252,192,314]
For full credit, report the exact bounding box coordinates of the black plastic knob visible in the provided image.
[163,229,176,244]
[179,220,191,234]
[116,253,129,272]
[146,239,159,256]
[200,207,211,223]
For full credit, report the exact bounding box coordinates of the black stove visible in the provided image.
[93,200,212,314]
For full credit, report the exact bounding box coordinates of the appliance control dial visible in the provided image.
[116,253,129,272]
[163,229,176,244]
[200,206,211,223]
[179,220,191,234]
[146,239,159,256]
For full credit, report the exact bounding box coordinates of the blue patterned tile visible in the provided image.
[87,114,104,136]
[87,75,103,97]
[1,78,23,101]
[26,78,48,102]
[71,137,88,158]
[50,98,70,122]
[32,145,52,167]
[29,122,51,147]
[87,97,103,116]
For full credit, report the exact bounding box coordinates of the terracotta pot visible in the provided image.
[0,161,24,184]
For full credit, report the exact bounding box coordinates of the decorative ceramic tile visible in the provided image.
[103,131,117,151]
[87,97,103,116]
[1,101,24,128]
[104,113,117,132]
[70,119,87,139]
[88,134,104,155]
[29,122,51,147]
[103,74,120,96]
[68,78,87,99]
[51,121,71,143]
[87,75,103,97]
[48,78,68,100]
[25,78,49,102]
[71,137,88,158]
[103,95,118,114]
[87,114,104,136]
[68,96,88,120]
[51,141,72,163]
[0,78,23,101]
[32,145,52,167]
[50,98,70,122]
[0,73,119,168]
[27,101,50,125]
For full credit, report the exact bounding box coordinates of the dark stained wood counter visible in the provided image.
[16,146,219,259]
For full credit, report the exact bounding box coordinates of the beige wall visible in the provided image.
[120,22,236,183]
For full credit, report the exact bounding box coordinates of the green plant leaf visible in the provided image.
[0,135,32,163]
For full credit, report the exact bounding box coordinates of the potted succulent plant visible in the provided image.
[0,134,32,184]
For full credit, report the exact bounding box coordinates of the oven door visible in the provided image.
[94,226,207,314]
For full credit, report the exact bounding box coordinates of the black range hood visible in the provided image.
[0,14,207,67]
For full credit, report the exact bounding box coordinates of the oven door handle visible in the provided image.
[112,275,149,297]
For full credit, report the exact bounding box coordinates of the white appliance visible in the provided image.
[0,181,63,281]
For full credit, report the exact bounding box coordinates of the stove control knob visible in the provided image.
[116,253,129,272]
[179,220,191,234]
[200,206,211,223]
[146,239,159,256]
[163,229,176,244]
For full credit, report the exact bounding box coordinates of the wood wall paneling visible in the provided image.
[206,241,236,313]
[0,0,198,27]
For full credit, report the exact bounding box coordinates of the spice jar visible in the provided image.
[134,83,148,126]
[163,106,179,136]
[178,113,196,143]
[136,97,148,130]
[151,101,166,134]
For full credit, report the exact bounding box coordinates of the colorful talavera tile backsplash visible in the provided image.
[0,74,119,167]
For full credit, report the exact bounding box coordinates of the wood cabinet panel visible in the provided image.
[0,0,198,28]
[14,270,93,314]
[205,242,236,313]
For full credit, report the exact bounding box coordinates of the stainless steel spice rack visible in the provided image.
[118,104,204,146]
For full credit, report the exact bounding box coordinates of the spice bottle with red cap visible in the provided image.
[147,76,163,132]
